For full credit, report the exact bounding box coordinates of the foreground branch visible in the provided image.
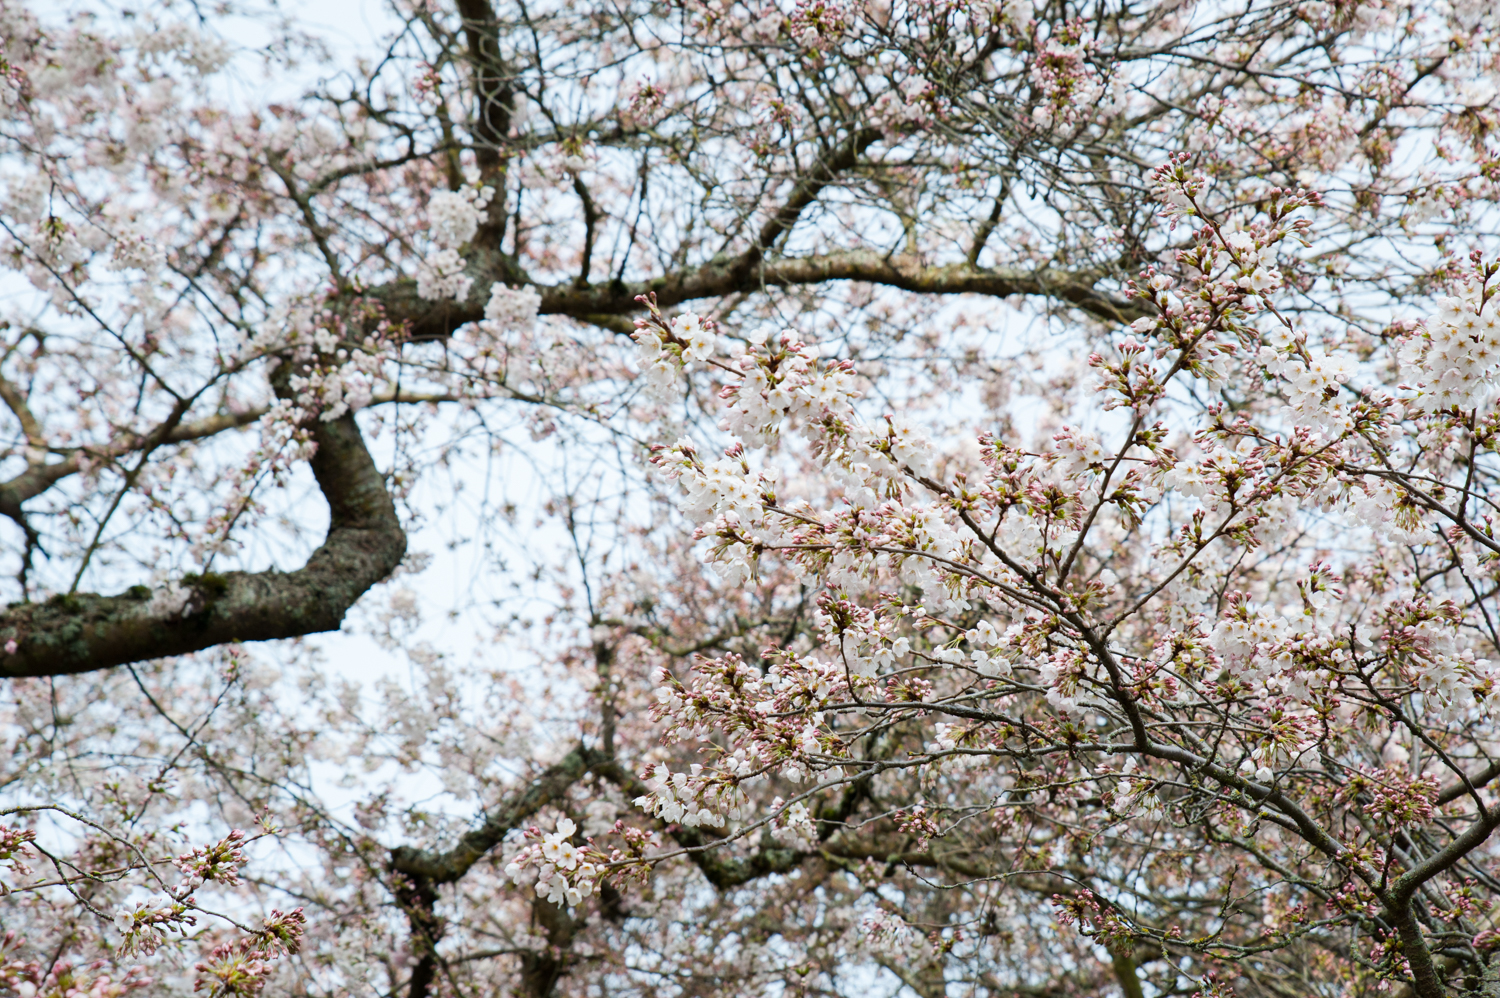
[0,408,406,678]
[376,251,1144,341]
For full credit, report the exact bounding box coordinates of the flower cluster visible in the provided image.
[632,761,749,829]
[0,825,35,882]
[855,908,919,959]
[1027,20,1118,130]
[1106,757,1164,819]
[504,819,604,907]
[716,331,864,450]
[256,909,307,957]
[788,0,848,52]
[632,297,719,402]
[480,283,541,334]
[190,908,305,996]
[192,941,272,998]
[0,949,150,998]
[768,797,817,850]
[1337,768,1440,829]
[1052,890,1137,957]
[284,336,383,423]
[416,185,494,301]
[1401,279,1500,414]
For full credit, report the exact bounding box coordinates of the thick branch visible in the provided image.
[572,175,602,288]
[750,127,883,264]
[455,0,513,220]
[387,745,604,998]
[595,761,802,888]
[549,251,1146,323]
[392,868,443,998]
[1437,758,1500,805]
[1391,805,1500,902]
[390,744,606,885]
[518,897,577,998]
[0,407,406,679]
[377,251,1143,342]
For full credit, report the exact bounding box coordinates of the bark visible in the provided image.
[1438,759,1500,805]
[453,0,513,219]
[376,251,1145,343]
[595,760,803,888]
[393,868,444,998]
[388,745,607,998]
[1482,951,1500,998]
[1389,903,1448,998]
[0,406,405,679]
[519,897,577,998]
[389,744,608,886]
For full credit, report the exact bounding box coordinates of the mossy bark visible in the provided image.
[0,408,405,678]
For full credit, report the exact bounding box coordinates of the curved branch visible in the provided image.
[456,0,514,223]
[750,127,884,263]
[387,744,605,998]
[0,389,456,522]
[593,760,802,889]
[376,251,1144,342]
[0,406,406,679]
[389,744,606,885]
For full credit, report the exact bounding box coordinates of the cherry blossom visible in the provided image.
[0,1,1499,997]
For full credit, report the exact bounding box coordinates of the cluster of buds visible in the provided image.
[190,909,304,997]
[174,828,247,891]
[0,826,36,882]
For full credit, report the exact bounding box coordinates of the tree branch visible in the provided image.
[377,251,1143,342]
[385,745,606,998]
[594,761,803,889]
[389,744,607,885]
[749,127,884,264]
[455,0,513,223]
[0,400,406,678]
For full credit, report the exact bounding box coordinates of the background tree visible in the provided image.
[1,0,1499,997]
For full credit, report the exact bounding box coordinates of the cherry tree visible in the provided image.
[1,0,1499,997]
